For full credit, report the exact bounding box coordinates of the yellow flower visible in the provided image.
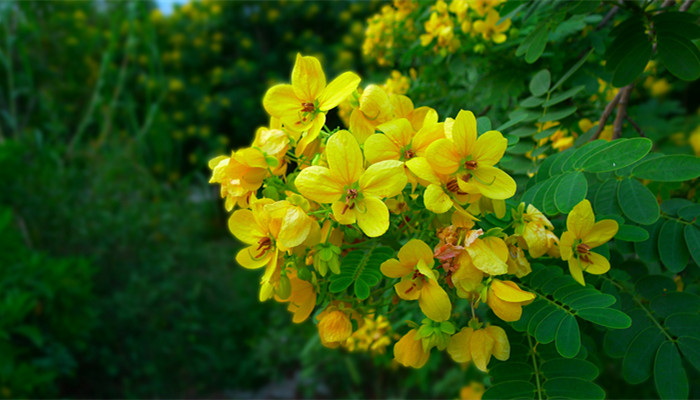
[486,279,535,322]
[263,54,361,155]
[515,204,559,258]
[559,200,618,285]
[426,110,516,201]
[451,252,485,298]
[343,314,393,354]
[689,125,700,155]
[317,303,362,348]
[447,324,510,371]
[381,239,452,321]
[276,269,316,323]
[406,156,477,215]
[505,239,532,278]
[294,130,407,237]
[365,117,444,166]
[460,382,485,400]
[394,329,431,368]
[348,84,394,143]
[472,10,511,43]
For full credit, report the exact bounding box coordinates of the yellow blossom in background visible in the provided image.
[460,382,485,400]
[559,200,618,286]
[343,314,393,354]
[294,130,407,237]
[382,70,411,95]
[317,302,363,348]
[394,329,431,368]
[689,125,700,155]
[472,9,510,43]
[263,54,361,155]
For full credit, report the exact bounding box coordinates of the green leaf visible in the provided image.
[594,179,623,216]
[654,341,689,400]
[634,220,663,262]
[526,26,549,64]
[568,293,616,310]
[534,309,567,344]
[661,198,696,216]
[635,275,676,300]
[650,292,700,318]
[678,204,700,222]
[632,154,700,182]
[622,326,665,384]
[665,313,700,339]
[489,362,534,383]
[556,315,581,358]
[552,48,594,91]
[538,106,577,123]
[685,224,700,266]
[604,308,653,358]
[612,37,652,87]
[542,174,567,215]
[677,336,700,372]
[540,358,599,380]
[617,178,660,225]
[576,308,631,329]
[554,171,587,213]
[542,377,605,400]
[482,381,536,400]
[529,69,551,96]
[543,85,585,107]
[581,138,652,173]
[615,224,649,242]
[570,140,611,169]
[657,32,700,81]
[521,96,545,108]
[658,220,689,273]
[329,247,393,300]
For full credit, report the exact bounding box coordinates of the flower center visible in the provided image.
[576,243,591,263]
[256,237,273,257]
[342,188,359,214]
[446,178,467,195]
[301,102,315,113]
[464,160,478,170]
[403,148,415,160]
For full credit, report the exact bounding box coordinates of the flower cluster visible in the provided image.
[210,55,617,372]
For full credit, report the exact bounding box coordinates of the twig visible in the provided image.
[660,0,676,8]
[613,85,632,139]
[477,105,491,117]
[625,115,645,137]
[680,0,694,12]
[591,90,622,141]
[596,6,619,30]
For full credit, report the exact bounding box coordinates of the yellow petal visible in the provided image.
[277,207,312,250]
[406,157,441,185]
[398,239,434,265]
[349,109,376,144]
[228,209,265,244]
[523,222,549,259]
[424,184,453,214]
[327,130,364,184]
[473,130,507,166]
[469,329,495,372]
[419,279,452,321]
[585,219,619,248]
[567,199,595,239]
[394,329,430,368]
[381,258,413,278]
[467,239,508,275]
[295,113,326,157]
[318,310,352,343]
[331,200,357,225]
[318,71,361,111]
[483,236,509,263]
[568,258,586,286]
[583,252,611,275]
[235,246,271,269]
[485,325,510,361]
[360,160,407,198]
[492,279,535,302]
[263,84,299,118]
[559,231,575,261]
[356,197,390,237]
[295,166,344,203]
[395,277,421,300]
[364,132,401,163]
[390,94,414,119]
[470,165,516,200]
[358,84,392,120]
[377,118,413,149]
[426,138,461,174]
[413,122,445,156]
[447,327,474,363]
[292,54,326,101]
[487,289,523,322]
[451,109,477,157]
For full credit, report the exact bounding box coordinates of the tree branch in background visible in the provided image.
[680,0,695,12]
[613,85,632,139]
[597,5,619,30]
[591,90,622,140]
[625,115,645,137]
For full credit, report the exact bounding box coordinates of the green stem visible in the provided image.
[527,334,544,400]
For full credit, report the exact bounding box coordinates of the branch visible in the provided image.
[590,90,622,141]
[596,6,620,30]
[680,0,695,11]
[625,115,645,137]
[613,85,633,139]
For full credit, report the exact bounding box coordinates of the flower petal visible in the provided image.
[406,157,441,185]
[377,118,414,149]
[331,200,357,225]
[559,231,575,261]
[451,109,478,157]
[485,325,510,361]
[584,252,611,275]
[292,54,326,101]
[318,71,361,111]
[492,279,535,302]
[327,130,364,184]
[419,279,452,321]
[412,122,445,156]
[349,109,376,144]
[394,329,430,368]
[277,207,312,250]
[228,209,265,244]
[295,166,343,203]
[424,184,453,214]
[473,130,507,166]
[263,84,300,119]
[467,238,508,275]
[470,165,516,200]
[364,132,401,164]
[568,258,586,286]
[567,199,595,239]
[395,277,421,300]
[585,219,619,248]
[360,160,407,198]
[356,197,390,237]
[236,246,271,269]
[381,258,413,278]
[398,239,434,265]
[487,289,523,322]
[469,329,495,372]
[426,138,461,174]
[447,327,474,363]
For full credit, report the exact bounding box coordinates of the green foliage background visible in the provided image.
[0,0,699,398]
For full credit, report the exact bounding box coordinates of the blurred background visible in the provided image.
[0,0,433,398]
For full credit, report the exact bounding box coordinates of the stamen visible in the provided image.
[465,160,478,170]
[301,102,315,113]
[576,243,591,254]
[446,179,467,195]
[404,148,415,159]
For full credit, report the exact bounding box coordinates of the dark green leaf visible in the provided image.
[568,293,617,310]
[594,179,623,216]
[685,224,700,266]
[552,48,593,91]
[658,220,689,273]
[521,96,545,108]
[526,26,549,64]
[554,171,587,213]
[604,308,653,358]
[615,224,649,242]
[576,308,631,329]
[538,106,577,123]
[612,37,652,87]
[617,178,660,225]
[657,32,700,81]
[654,341,689,400]
[622,326,665,384]
[677,336,700,372]
[635,275,676,300]
[483,381,536,400]
[665,313,700,339]
[534,309,567,344]
[543,85,585,107]
[489,362,534,383]
[582,138,653,173]
[678,204,700,222]
[540,358,599,380]
[634,220,663,262]
[556,315,581,358]
[571,140,611,169]
[632,154,700,182]
[529,69,551,96]
[542,377,605,400]
[650,292,700,318]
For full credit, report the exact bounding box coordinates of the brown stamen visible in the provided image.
[404,148,415,159]
[576,243,591,254]
[446,179,467,195]
[342,189,359,214]
[256,237,273,257]
[301,102,315,113]
[465,160,478,170]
